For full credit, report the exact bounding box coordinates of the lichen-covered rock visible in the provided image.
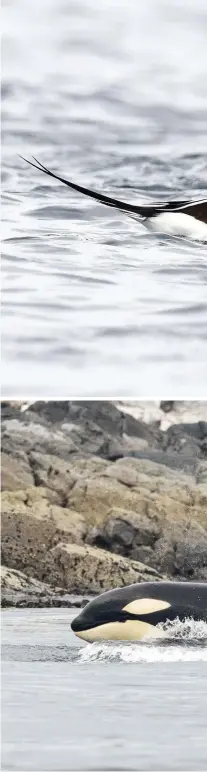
[0,565,90,608]
[47,542,163,593]
[66,457,207,580]
[67,457,207,528]
[1,400,161,463]
[1,487,87,579]
[2,418,78,459]
[1,452,34,491]
[1,564,53,593]
[29,452,76,502]
[196,461,207,484]
[86,507,161,551]
[1,401,207,591]
[85,505,207,581]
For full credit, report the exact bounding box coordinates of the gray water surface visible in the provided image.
[2,0,207,398]
[1,608,207,771]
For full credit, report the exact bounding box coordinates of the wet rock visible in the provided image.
[1,594,89,609]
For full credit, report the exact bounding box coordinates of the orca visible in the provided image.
[71,581,207,642]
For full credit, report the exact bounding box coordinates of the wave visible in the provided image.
[78,618,207,663]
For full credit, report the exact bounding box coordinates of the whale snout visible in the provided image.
[71,612,87,633]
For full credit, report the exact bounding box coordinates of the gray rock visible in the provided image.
[160,401,174,413]
[29,452,76,502]
[1,400,207,593]
[47,542,164,594]
[195,461,207,484]
[1,400,163,464]
[113,448,197,474]
[2,419,78,459]
[0,566,90,608]
[1,487,87,580]
[86,508,160,556]
[1,452,34,491]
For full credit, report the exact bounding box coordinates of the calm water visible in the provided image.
[2,0,207,398]
[1,608,207,771]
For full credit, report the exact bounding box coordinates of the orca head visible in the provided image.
[71,585,170,642]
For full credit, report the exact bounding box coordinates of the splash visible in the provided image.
[78,618,207,663]
[158,616,207,641]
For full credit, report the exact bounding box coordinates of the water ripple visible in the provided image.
[2,0,207,396]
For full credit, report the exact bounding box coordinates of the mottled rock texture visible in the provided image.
[1,400,207,602]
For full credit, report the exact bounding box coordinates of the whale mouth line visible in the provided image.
[71,613,127,633]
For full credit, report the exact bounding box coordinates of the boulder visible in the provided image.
[66,457,207,580]
[1,400,163,464]
[1,564,54,594]
[86,507,161,554]
[66,457,202,521]
[47,542,164,593]
[2,418,78,459]
[1,487,87,580]
[154,521,207,580]
[85,505,207,580]
[0,565,90,608]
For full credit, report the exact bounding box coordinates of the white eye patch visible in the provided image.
[123,597,171,615]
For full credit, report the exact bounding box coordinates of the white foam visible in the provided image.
[79,643,207,663]
[78,619,207,663]
[158,616,207,641]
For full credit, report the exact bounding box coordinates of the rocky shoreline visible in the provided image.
[1,400,207,607]
[1,565,90,608]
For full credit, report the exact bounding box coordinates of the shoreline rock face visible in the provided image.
[1,401,207,605]
[1,566,90,608]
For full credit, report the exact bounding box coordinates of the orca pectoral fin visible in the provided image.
[19,155,150,218]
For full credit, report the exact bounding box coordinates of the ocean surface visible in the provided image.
[1,608,207,771]
[2,0,207,398]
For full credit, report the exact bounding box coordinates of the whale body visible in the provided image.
[71,581,207,642]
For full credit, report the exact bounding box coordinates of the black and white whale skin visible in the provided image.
[71,581,207,642]
[20,156,207,242]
